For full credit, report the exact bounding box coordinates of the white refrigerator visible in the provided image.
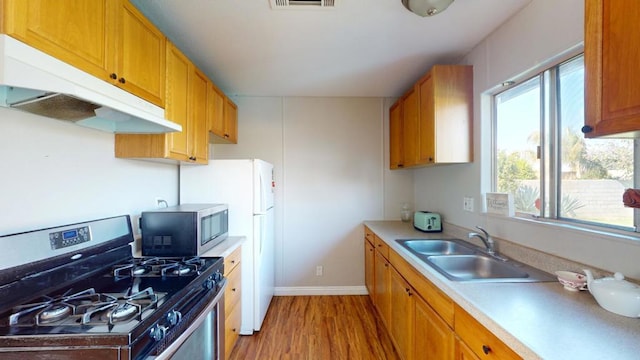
[179,159,275,335]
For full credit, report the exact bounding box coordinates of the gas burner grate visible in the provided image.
[9,287,160,327]
[112,257,207,278]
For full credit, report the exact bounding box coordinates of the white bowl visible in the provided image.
[555,271,587,292]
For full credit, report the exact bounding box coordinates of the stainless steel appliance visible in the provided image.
[0,215,226,359]
[141,203,228,257]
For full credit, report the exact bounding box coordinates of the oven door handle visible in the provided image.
[150,279,227,360]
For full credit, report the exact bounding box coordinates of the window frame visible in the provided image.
[491,52,639,233]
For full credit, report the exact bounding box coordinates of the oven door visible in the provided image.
[150,282,226,360]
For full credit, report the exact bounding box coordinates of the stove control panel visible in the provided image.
[49,226,91,250]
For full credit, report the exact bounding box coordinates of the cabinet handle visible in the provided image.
[224,134,230,138]
[231,260,236,264]
[110,73,117,80]
[119,77,126,84]
[398,164,404,168]
[428,157,434,162]
[232,288,237,292]
[482,345,491,355]
[581,125,593,134]
[384,263,388,268]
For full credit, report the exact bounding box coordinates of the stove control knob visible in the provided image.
[166,310,182,326]
[149,324,167,342]
[203,277,215,290]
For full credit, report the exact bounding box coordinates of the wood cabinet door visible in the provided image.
[390,100,404,169]
[390,267,413,360]
[116,0,166,107]
[208,84,227,139]
[165,43,190,161]
[584,0,640,137]
[190,68,209,163]
[3,0,111,81]
[224,98,239,143]
[402,86,419,167]
[374,251,391,327]
[456,338,481,360]
[415,295,454,360]
[417,72,436,165]
[364,239,375,300]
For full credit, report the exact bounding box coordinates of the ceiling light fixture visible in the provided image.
[401,0,454,17]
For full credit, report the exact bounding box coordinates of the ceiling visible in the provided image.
[133,0,531,97]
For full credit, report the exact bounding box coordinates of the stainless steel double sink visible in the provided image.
[396,239,555,283]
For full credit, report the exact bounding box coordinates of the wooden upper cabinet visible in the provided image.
[208,84,226,140]
[402,86,419,168]
[164,42,191,161]
[584,0,640,138]
[209,84,238,144]
[115,0,166,107]
[389,100,404,169]
[390,64,473,170]
[418,65,473,165]
[224,98,239,143]
[1,0,165,108]
[1,0,112,81]
[191,68,209,163]
[114,42,208,164]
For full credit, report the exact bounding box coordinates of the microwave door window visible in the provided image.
[202,215,212,245]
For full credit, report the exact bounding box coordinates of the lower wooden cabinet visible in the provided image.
[364,225,519,360]
[374,251,391,326]
[390,267,413,360]
[364,238,375,299]
[417,294,455,360]
[454,304,521,360]
[223,246,242,359]
[456,338,482,360]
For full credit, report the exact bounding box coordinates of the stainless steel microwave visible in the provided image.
[140,203,228,257]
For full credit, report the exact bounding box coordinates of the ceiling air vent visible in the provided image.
[269,0,339,9]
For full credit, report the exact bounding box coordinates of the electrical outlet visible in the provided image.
[155,197,168,208]
[316,265,323,276]
[463,197,474,212]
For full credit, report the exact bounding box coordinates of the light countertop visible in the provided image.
[364,221,640,360]
[200,236,245,258]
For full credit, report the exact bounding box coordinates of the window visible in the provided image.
[493,54,637,231]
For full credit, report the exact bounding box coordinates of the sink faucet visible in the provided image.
[468,226,495,255]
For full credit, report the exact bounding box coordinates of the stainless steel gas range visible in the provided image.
[0,215,226,359]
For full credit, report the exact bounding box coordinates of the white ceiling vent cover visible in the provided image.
[269,0,339,9]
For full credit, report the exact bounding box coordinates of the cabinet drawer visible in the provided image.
[224,247,241,276]
[224,300,242,360]
[454,304,521,360]
[374,235,390,259]
[364,226,375,245]
[224,265,242,314]
[389,249,454,326]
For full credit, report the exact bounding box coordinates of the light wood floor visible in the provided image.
[228,296,400,360]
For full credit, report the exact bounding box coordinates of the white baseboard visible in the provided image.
[274,286,368,296]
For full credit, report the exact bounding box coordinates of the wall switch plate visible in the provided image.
[463,197,474,212]
[316,265,323,276]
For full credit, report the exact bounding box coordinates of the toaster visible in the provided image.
[414,211,442,232]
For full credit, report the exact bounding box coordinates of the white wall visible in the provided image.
[413,0,640,278]
[214,97,410,291]
[0,107,178,236]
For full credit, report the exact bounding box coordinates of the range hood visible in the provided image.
[0,35,181,134]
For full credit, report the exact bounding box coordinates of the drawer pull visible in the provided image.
[482,345,491,355]
[232,288,237,292]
